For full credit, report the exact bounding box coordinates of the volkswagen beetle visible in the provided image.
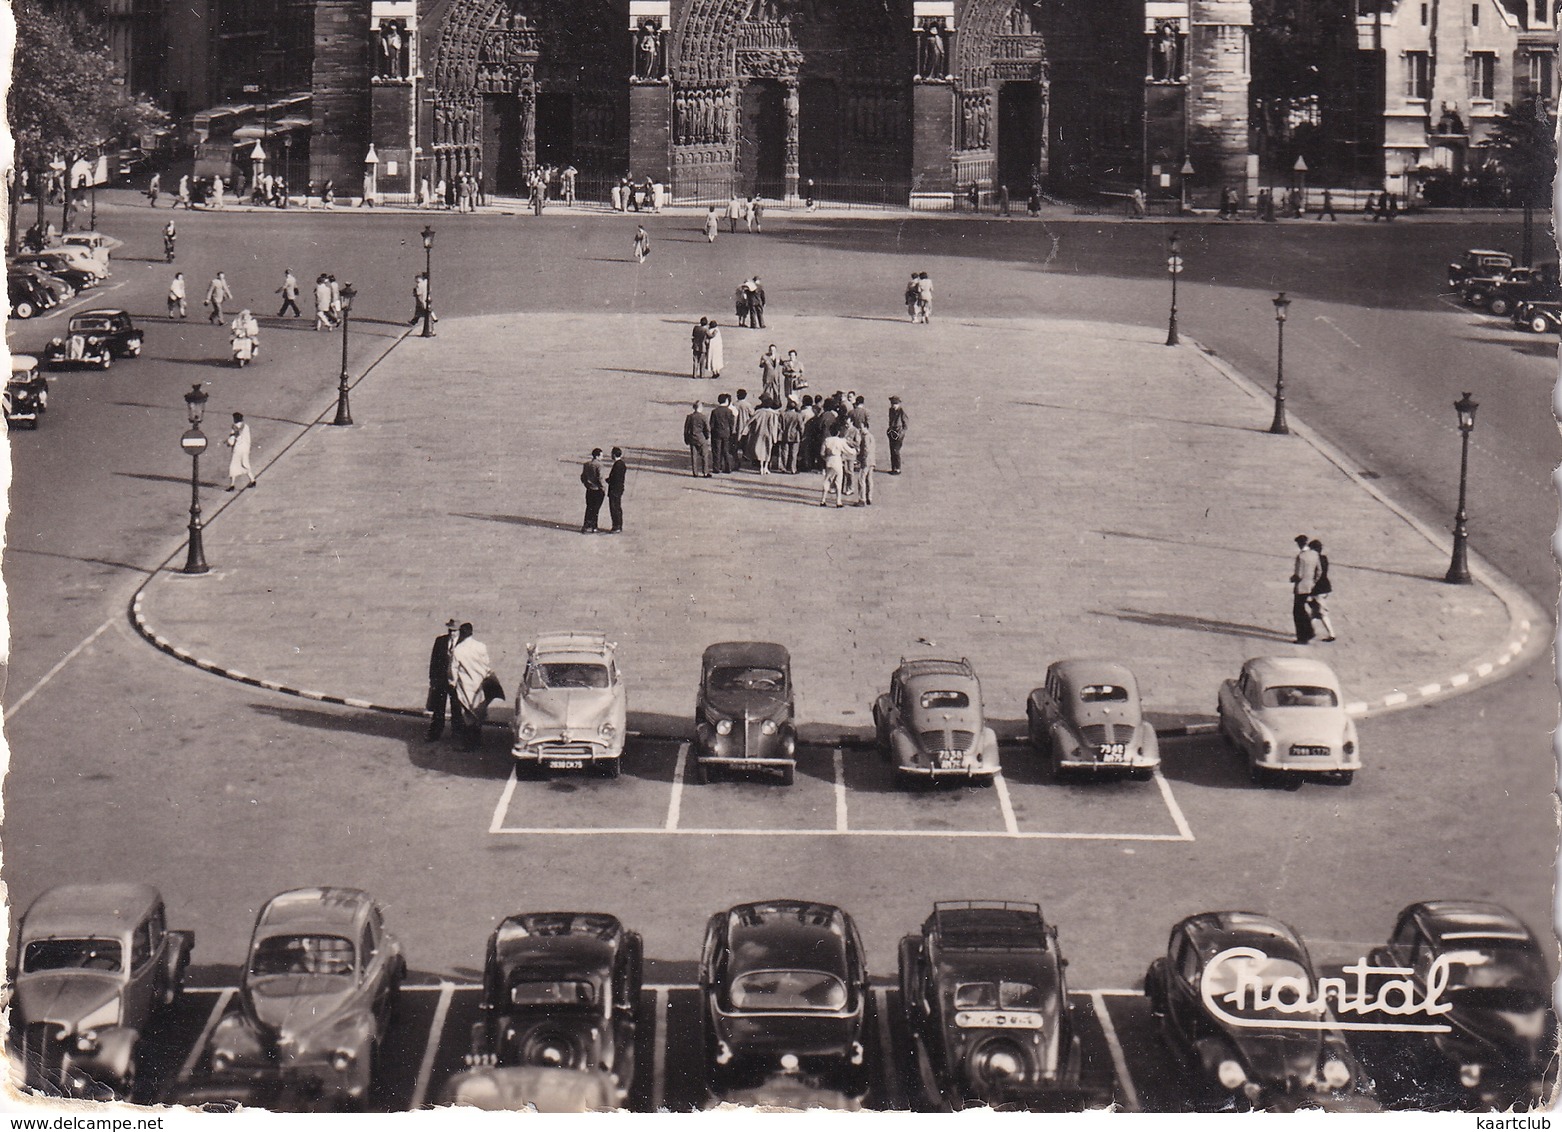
[466,911,642,1105]
[1026,659,1159,781]
[898,900,1083,1110]
[511,632,628,777]
[873,658,1000,786]
[441,1065,621,1111]
[1216,656,1359,788]
[693,642,797,785]
[199,887,405,1109]
[13,883,193,1101]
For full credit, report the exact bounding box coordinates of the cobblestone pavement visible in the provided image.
[133,309,1539,735]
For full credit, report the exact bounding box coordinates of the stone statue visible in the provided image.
[918,18,947,80]
[1152,20,1181,82]
[975,96,989,148]
[636,18,664,80]
[1006,0,1038,35]
[378,20,406,79]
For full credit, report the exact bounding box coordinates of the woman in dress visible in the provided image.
[705,320,723,379]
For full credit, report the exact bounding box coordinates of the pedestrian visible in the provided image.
[211,175,225,210]
[163,218,178,262]
[779,396,804,474]
[819,423,850,507]
[314,274,334,331]
[915,272,933,323]
[685,400,713,477]
[205,271,233,324]
[633,224,651,264]
[735,281,752,328]
[229,308,261,366]
[711,393,738,473]
[998,183,1010,216]
[1289,534,1321,644]
[1364,192,1378,220]
[1129,187,1146,218]
[225,412,256,491]
[276,268,301,318]
[726,193,742,234]
[580,448,607,533]
[782,349,806,396]
[410,271,434,326]
[1317,188,1337,221]
[751,197,765,232]
[805,178,816,212]
[759,344,783,407]
[799,396,823,472]
[839,413,861,499]
[887,395,908,474]
[1384,192,1398,221]
[856,426,877,505]
[733,389,754,469]
[751,404,780,474]
[147,172,160,207]
[704,205,719,243]
[563,164,578,206]
[905,273,919,321]
[606,447,628,532]
[425,618,459,741]
[1287,187,1303,219]
[322,178,336,208]
[692,317,710,378]
[167,272,187,319]
[706,318,724,379]
[329,275,343,326]
[1307,539,1337,641]
[849,394,870,430]
[449,621,500,750]
[750,277,767,329]
[177,174,191,209]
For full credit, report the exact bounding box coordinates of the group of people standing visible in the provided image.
[904,273,934,323]
[579,447,630,534]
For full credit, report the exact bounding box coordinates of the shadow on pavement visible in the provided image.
[1093,607,1294,643]
[602,367,692,379]
[116,470,224,489]
[1013,399,1261,435]
[451,511,578,533]
[1156,733,1252,790]
[1460,333,1559,359]
[9,545,153,576]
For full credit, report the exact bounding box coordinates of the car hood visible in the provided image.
[246,975,358,1036]
[704,689,789,720]
[519,688,616,732]
[16,973,120,1028]
[1229,1030,1322,1088]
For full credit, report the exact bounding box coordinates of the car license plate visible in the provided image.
[936,754,965,770]
[548,759,584,770]
[1100,743,1127,762]
[1289,746,1330,758]
[954,1010,1046,1029]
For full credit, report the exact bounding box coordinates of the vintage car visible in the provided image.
[467,911,642,1105]
[1216,656,1359,788]
[12,262,78,303]
[6,355,49,429]
[1483,261,1559,318]
[1026,659,1159,781]
[1447,248,1514,288]
[1366,901,1555,1110]
[1514,299,1562,334]
[9,268,65,319]
[511,632,628,777]
[441,1065,621,1111]
[16,246,107,284]
[61,231,124,271]
[873,658,1000,785]
[199,887,405,1108]
[12,883,193,1100]
[49,310,144,362]
[693,641,797,785]
[700,899,870,1096]
[898,900,1083,1110]
[1144,911,1378,1112]
[710,1075,863,1110]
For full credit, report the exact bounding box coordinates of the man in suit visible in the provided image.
[710,394,737,474]
[581,448,607,533]
[685,401,713,477]
[732,390,754,470]
[426,618,459,740]
[606,447,628,533]
[887,395,908,474]
[750,277,767,328]
[1289,534,1320,644]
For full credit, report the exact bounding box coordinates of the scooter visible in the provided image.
[231,332,258,367]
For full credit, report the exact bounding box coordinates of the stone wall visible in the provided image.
[311,0,373,192]
[1185,0,1252,202]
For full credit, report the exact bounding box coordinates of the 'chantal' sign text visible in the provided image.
[1200,946,1454,1033]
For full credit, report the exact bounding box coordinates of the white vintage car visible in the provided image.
[1216,657,1359,788]
[511,632,628,777]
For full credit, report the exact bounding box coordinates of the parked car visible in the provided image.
[13,251,98,292]
[1485,262,1560,317]
[1447,248,1514,288]
[511,632,628,777]
[12,883,193,1100]
[1366,901,1555,1110]
[873,657,1000,786]
[199,887,405,1109]
[693,641,797,784]
[467,911,642,1105]
[9,273,53,320]
[1026,659,1159,781]
[700,899,870,1096]
[712,1075,863,1110]
[51,310,144,361]
[6,355,49,428]
[16,244,108,282]
[898,900,1084,1110]
[442,1066,621,1111]
[1144,910,1378,1111]
[61,231,123,273]
[1216,656,1359,788]
[1514,299,1562,334]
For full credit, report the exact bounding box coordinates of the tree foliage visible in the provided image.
[1483,95,1557,206]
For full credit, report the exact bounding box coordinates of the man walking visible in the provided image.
[711,394,738,474]
[276,268,301,318]
[224,412,256,491]
[426,618,459,741]
[1317,188,1337,221]
[733,389,754,469]
[167,272,187,319]
[205,271,233,324]
[779,397,804,474]
[691,317,710,378]
[685,401,713,477]
[856,426,877,505]
[1289,534,1321,644]
[704,205,719,243]
[887,396,908,474]
[726,193,743,234]
[581,448,607,533]
[147,172,161,207]
[314,274,334,331]
[751,197,765,232]
[410,271,433,326]
[606,447,629,532]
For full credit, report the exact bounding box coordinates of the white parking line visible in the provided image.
[650,986,669,1112]
[35,280,128,321]
[490,825,1191,840]
[664,742,688,831]
[1152,770,1194,842]
[488,768,520,834]
[872,987,902,1109]
[176,988,234,1084]
[408,980,455,1110]
[993,774,1020,836]
[833,748,849,832]
[1090,990,1140,1113]
[5,615,116,721]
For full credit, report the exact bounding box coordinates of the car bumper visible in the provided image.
[898,760,999,779]
[1254,752,1361,773]
[512,738,624,767]
[696,725,796,766]
[1055,752,1159,772]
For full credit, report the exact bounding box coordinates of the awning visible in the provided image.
[232,119,313,143]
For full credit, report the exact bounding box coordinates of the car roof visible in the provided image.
[255,887,372,937]
[11,355,38,372]
[931,901,1047,950]
[531,631,613,658]
[1182,911,1309,964]
[1244,656,1342,690]
[1049,659,1139,694]
[703,641,790,668]
[727,900,849,976]
[72,309,127,320]
[23,883,162,937]
[1464,248,1511,257]
[494,913,622,973]
[896,658,975,682]
[1411,901,1537,945]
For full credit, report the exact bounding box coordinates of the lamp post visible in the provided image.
[180,384,211,575]
[1293,154,1308,214]
[1269,292,1291,434]
[420,225,436,338]
[282,135,294,208]
[1444,392,1479,584]
[332,282,358,426]
[89,155,98,230]
[1165,231,1183,346]
[1179,157,1194,214]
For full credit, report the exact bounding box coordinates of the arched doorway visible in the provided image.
[952,0,1050,196]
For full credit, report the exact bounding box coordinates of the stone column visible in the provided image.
[783,79,800,203]
[519,84,537,177]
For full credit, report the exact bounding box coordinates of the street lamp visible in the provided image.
[332,282,358,426]
[1179,157,1194,214]
[420,225,437,338]
[180,384,211,575]
[1269,292,1291,435]
[1165,231,1183,346]
[89,158,98,230]
[1444,392,1479,584]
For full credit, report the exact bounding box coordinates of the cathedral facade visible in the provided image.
[309,0,1253,205]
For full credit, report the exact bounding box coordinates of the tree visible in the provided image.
[1249,0,1359,179]
[8,0,166,249]
[1483,95,1556,264]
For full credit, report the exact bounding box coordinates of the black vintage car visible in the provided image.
[1144,911,1378,1111]
[1365,901,1555,1110]
[9,271,57,319]
[700,899,870,1097]
[44,311,145,371]
[1484,262,1560,317]
[1447,248,1514,289]
[468,912,642,1107]
[693,641,797,785]
[898,900,1084,1111]
[1515,299,1562,334]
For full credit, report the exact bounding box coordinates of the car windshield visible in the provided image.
[953,981,1043,1009]
[1438,945,1549,1008]
[250,934,356,977]
[1262,684,1338,708]
[730,969,848,1010]
[23,938,123,973]
[709,666,786,693]
[920,690,970,709]
[71,321,113,333]
[530,662,609,689]
[1079,684,1128,703]
[509,979,598,1007]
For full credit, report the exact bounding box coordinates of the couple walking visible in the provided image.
[690,317,725,378]
[735,278,767,328]
[426,620,503,749]
[1289,535,1337,644]
[904,273,933,323]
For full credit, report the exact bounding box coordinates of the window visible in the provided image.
[1471,2,1479,24]
[1405,51,1431,98]
[1470,52,1496,99]
[1421,2,1429,23]
[1536,0,1546,21]
[131,922,154,970]
[1530,51,1555,96]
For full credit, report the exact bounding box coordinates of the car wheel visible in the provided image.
[603,757,621,780]
[777,762,795,787]
[1332,770,1355,786]
[13,300,34,319]
[99,353,112,370]
[1531,315,1551,334]
[1049,732,1069,782]
[693,759,713,785]
[1283,775,1304,792]
[1129,767,1154,782]
[1249,765,1274,788]
[127,339,142,357]
[1489,296,1511,317]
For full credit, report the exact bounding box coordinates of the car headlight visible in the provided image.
[330,1048,356,1073]
[761,720,777,735]
[212,1049,235,1072]
[598,721,616,738]
[1217,1059,1247,1090]
[74,1031,100,1055]
[1460,1063,1482,1088]
[1320,1058,1351,1090]
[715,719,733,736]
[518,721,536,739]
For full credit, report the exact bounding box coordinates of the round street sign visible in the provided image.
[181,428,208,455]
[1167,255,1184,274]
